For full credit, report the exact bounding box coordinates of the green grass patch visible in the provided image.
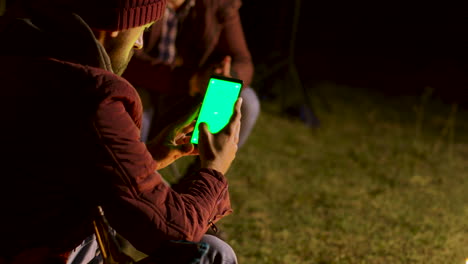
[161,82,468,264]
[212,83,468,264]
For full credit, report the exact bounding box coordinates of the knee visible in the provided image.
[200,235,238,264]
[240,87,261,121]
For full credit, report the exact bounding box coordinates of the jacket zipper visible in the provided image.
[208,219,219,234]
[207,185,228,234]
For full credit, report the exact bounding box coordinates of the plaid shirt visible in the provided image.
[157,0,195,64]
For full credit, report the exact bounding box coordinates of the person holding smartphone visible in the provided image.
[0,0,241,263]
[122,0,260,149]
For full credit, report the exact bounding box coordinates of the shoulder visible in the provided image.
[213,0,242,21]
[48,59,142,121]
[53,59,139,101]
[87,67,138,98]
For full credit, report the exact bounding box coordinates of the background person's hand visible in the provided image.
[189,56,232,96]
[198,97,242,174]
[214,56,232,77]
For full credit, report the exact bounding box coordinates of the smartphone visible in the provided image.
[190,75,243,144]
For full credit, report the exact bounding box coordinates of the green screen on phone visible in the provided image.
[190,76,243,144]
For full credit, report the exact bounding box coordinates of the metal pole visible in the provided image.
[289,0,329,122]
[288,0,316,119]
[289,0,301,61]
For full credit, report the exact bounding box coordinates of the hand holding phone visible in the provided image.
[198,98,243,174]
[190,75,243,144]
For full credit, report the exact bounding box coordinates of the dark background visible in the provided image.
[240,0,467,105]
[2,0,466,103]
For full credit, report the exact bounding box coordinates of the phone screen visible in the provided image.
[190,75,243,144]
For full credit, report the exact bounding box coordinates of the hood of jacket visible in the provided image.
[0,8,112,72]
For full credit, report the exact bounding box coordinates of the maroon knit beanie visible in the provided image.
[26,0,166,31]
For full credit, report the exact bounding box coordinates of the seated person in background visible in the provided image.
[0,0,241,263]
[123,0,260,148]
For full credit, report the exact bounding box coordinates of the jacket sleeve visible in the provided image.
[123,51,193,95]
[91,78,232,255]
[217,0,254,86]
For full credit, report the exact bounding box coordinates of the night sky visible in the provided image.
[240,0,467,104]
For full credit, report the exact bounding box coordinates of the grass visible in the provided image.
[162,82,468,264]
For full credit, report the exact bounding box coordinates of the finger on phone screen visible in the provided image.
[198,122,210,145]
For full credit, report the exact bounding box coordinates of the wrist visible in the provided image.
[201,160,228,175]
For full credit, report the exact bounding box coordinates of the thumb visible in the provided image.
[198,122,210,144]
[198,122,215,161]
[198,122,214,153]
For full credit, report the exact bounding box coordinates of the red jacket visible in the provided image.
[0,9,232,262]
